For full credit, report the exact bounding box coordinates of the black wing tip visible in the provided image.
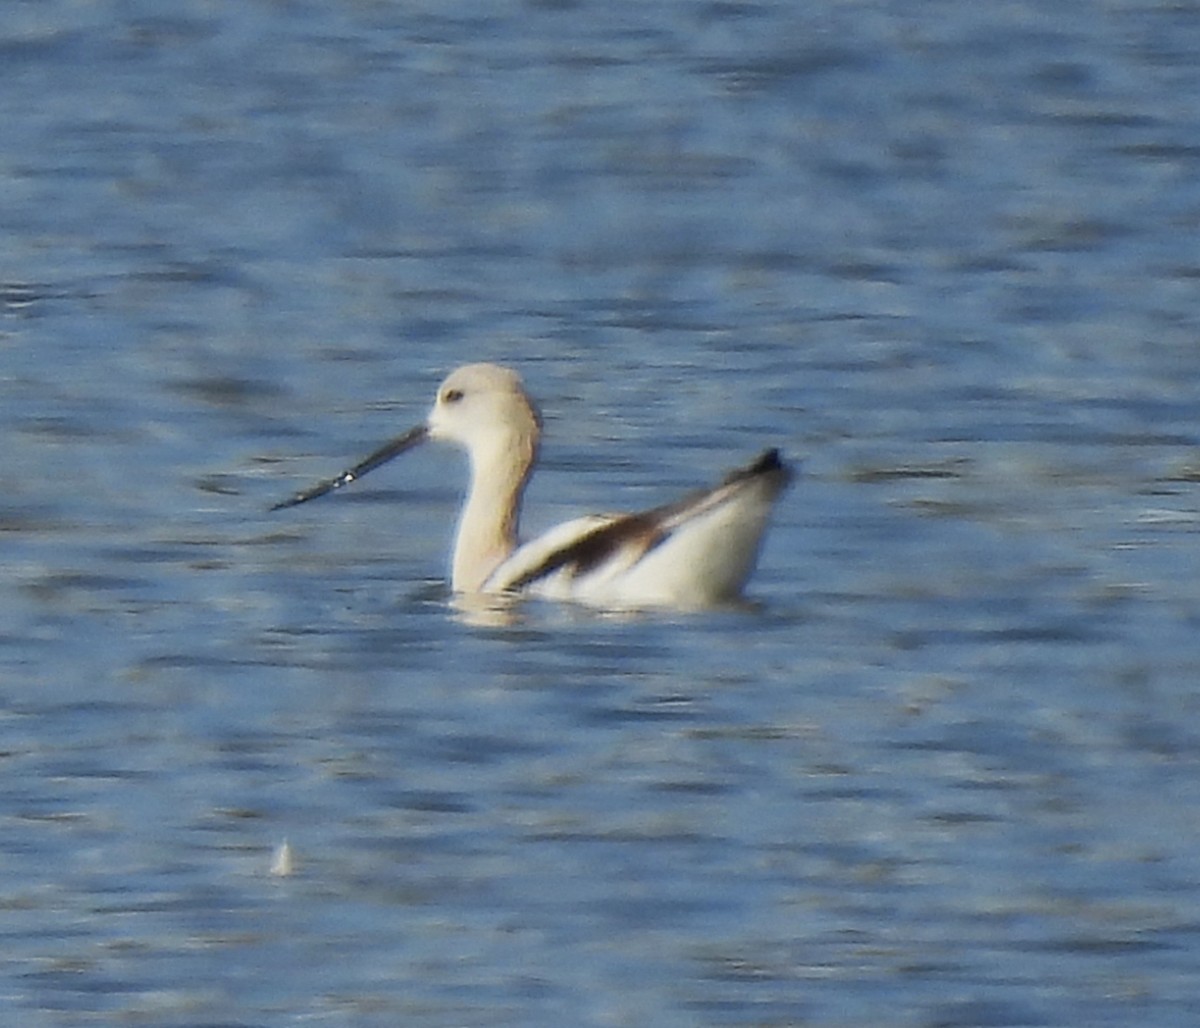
[751,448,784,473]
[727,448,795,485]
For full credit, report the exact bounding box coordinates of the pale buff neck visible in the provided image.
[451,430,537,593]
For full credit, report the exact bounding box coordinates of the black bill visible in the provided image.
[270,424,428,511]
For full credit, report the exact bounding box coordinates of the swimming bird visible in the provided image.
[272,363,792,608]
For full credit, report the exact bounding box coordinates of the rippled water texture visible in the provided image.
[3,1,1200,1025]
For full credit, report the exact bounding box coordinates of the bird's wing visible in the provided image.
[488,450,793,596]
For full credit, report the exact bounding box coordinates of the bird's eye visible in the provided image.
[443,388,464,404]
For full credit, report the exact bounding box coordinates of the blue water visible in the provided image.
[4,1,1200,1025]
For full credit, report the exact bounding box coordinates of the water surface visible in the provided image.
[3,1,1200,1025]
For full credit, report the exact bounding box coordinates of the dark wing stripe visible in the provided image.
[502,512,664,593]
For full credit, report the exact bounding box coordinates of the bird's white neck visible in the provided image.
[451,432,536,592]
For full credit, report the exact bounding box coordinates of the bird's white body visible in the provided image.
[276,363,792,610]
[483,479,785,609]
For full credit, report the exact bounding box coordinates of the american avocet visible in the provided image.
[272,363,792,608]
